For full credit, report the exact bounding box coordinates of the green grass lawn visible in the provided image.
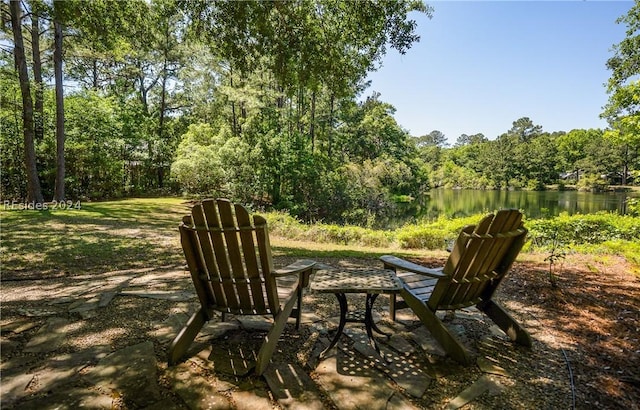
[1,198,190,279]
[1,197,422,279]
[2,197,638,279]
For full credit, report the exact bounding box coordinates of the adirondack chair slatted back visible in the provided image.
[428,209,527,311]
[179,198,279,316]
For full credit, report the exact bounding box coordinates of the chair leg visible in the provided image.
[401,289,472,365]
[255,292,299,376]
[478,300,533,347]
[295,285,303,330]
[290,269,312,330]
[390,294,398,321]
[168,308,208,365]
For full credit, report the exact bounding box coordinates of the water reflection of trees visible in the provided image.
[392,189,637,226]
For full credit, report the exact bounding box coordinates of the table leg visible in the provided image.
[364,293,387,356]
[319,293,347,359]
[367,294,392,337]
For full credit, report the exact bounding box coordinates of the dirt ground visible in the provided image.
[495,253,640,410]
[310,252,640,409]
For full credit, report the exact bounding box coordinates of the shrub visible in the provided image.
[263,212,393,248]
[264,208,639,269]
[526,178,545,191]
[627,197,639,217]
[304,224,392,248]
[396,225,450,249]
[576,174,608,192]
[396,213,484,249]
[527,212,640,248]
[262,211,308,239]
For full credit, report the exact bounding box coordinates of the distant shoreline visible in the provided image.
[546,184,640,193]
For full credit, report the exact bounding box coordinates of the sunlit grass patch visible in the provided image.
[579,240,640,271]
[270,237,428,260]
[1,197,189,279]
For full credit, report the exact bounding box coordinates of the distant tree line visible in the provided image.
[1,0,638,227]
[421,118,638,192]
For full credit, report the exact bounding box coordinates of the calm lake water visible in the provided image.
[392,189,640,226]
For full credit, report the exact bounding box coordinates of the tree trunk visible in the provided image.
[310,91,316,152]
[229,65,239,137]
[31,12,44,143]
[92,59,99,90]
[297,87,304,133]
[158,64,167,189]
[159,78,166,139]
[139,71,149,114]
[622,145,629,186]
[328,94,334,157]
[288,99,293,138]
[10,0,44,203]
[53,4,65,201]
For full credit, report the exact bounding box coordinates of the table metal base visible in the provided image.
[319,293,390,359]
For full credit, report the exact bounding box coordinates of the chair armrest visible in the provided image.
[273,259,316,276]
[273,259,316,287]
[380,255,446,279]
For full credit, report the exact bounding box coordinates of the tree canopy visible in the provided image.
[1,0,638,227]
[602,0,640,185]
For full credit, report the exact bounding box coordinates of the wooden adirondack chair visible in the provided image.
[381,209,532,365]
[168,198,315,375]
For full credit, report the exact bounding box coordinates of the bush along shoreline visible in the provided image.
[264,210,640,266]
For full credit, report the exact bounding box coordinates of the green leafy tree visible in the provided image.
[603,1,640,185]
[5,0,433,224]
[336,94,412,162]
[416,130,448,148]
[63,0,183,191]
[481,134,517,189]
[244,1,426,217]
[604,0,640,118]
[574,128,623,190]
[603,102,640,186]
[413,130,448,173]
[454,132,487,147]
[184,0,430,155]
[556,129,592,182]
[133,0,188,189]
[333,157,413,227]
[170,123,227,195]
[508,117,543,143]
[520,133,559,190]
[448,134,487,173]
[62,92,125,199]
[499,117,546,187]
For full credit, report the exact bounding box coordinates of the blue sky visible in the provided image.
[365,0,633,144]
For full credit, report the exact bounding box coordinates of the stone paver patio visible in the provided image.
[1,266,522,409]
